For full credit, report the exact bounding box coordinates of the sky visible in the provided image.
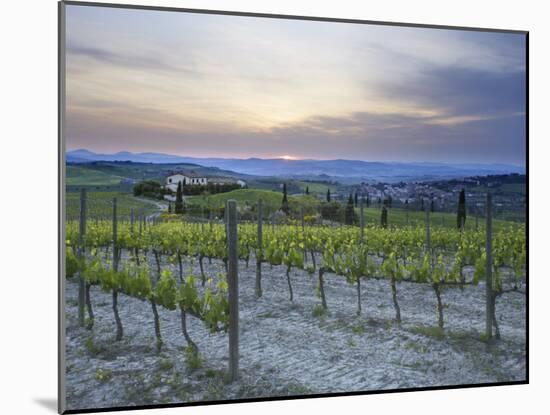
[64,4,527,165]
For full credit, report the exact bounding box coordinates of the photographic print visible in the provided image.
[59,1,527,413]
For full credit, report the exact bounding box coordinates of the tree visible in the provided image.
[345,193,356,225]
[320,201,342,222]
[326,188,331,202]
[281,183,290,215]
[388,196,393,208]
[421,198,425,211]
[431,199,435,212]
[354,192,358,207]
[133,180,162,198]
[175,182,183,214]
[381,206,388,228]
[168,201,172,213]
[457,189,466,230]
[305,186,309,195]
[366,193,370,208]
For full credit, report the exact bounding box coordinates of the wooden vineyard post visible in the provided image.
[227,200,239,381]
[255,199,263,298]
[112,198,118,270]
[301,207,307,265]
[425,204,431,264]
[112,198,123,341]
[224,202,229,236]
[360,198,365,243]
[78,188,87,327]
[485,193,493,339]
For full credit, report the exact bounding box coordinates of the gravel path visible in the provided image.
[64,253,526,411]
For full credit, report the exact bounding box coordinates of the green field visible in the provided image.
[187,189,319,210]
[186,189,518,232]
[66,166,124,186]
[65,191,161,220]
[294,181,337,194]
[500,183,526,194]
[356,206,518,232]
[469,182,526,195]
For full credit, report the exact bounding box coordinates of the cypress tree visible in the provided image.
[281,183,290,215]
[326,188,331,202]
[457,189,466,230]
[168,201,172,214]
[345,193,355,225]
[421,198,425,211]
[175,182,183,214]
[354,192,358,207]
[431,199,435,212]
[305,186,309,195]
[381,205,388,228]
[366,193,370,208]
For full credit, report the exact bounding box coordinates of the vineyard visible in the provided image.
[64,193,526,410]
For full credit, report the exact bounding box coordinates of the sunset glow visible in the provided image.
[65,5,526,165]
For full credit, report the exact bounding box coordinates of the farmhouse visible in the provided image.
[165,171,207,191]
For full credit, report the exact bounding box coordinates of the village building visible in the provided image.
[165,171,207,191]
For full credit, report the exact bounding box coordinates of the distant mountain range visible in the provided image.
[67,149,525,183]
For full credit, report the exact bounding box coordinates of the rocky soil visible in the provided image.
[64,253,526,411]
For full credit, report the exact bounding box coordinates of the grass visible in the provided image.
[66,165,124,186]
[188,189,320,211]
[470,183,526,195]
[188,189,520,232]
[500,183,526,194]
[410,325,445,340]
[84,337,103,356]
[158,357,174,371]
[183,345,203,371]
[351,324,365,335]
[65,191,159,220]
[312,304,328,318]
[95,368,113,382]
[356,206,520,232]
[294,180,337,194]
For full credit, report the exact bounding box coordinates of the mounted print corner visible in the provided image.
[58,1,528,413]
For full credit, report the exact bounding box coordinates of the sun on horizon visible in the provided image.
[279,155,300,160]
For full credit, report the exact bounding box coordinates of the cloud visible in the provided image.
[63,4,526,165]
[377,66,526,119]
[266,109,525,165]
[67,43,197,75]
[66,106,525,165]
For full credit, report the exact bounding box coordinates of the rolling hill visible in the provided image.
[67,149,525,183]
